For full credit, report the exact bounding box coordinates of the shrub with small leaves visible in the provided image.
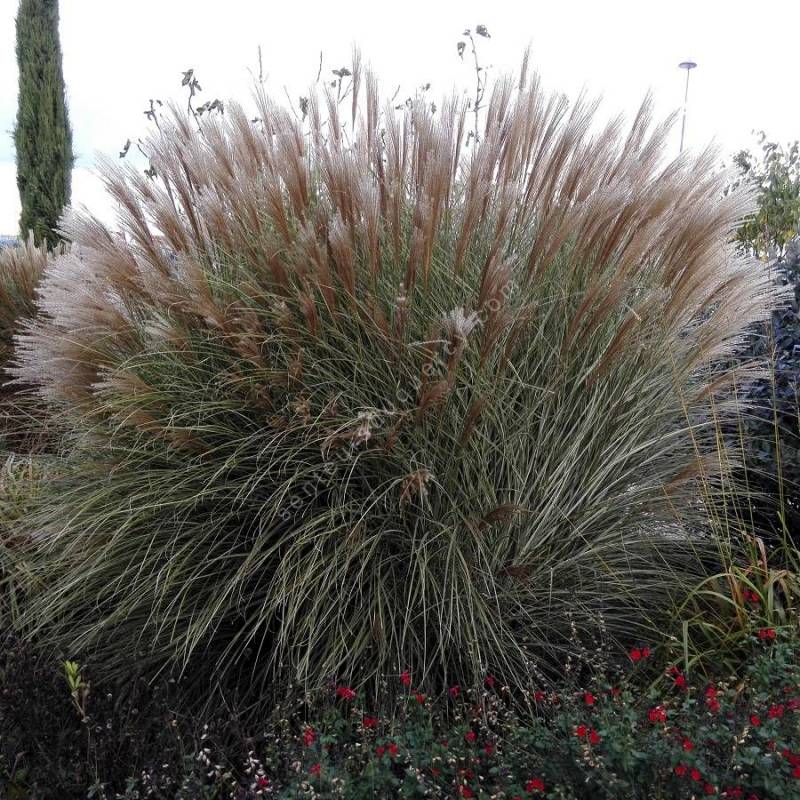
[6,630,797,799]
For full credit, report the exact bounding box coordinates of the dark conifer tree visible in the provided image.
[14,0,73,249]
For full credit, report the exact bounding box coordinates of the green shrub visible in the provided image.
[731,134,799,257]
[217,635,800,800]
[3,631,799,799]
[12,57,781,698]
[0,635,199,800]
[723,133,800,550]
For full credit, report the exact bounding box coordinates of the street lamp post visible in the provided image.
[678,60,697,153]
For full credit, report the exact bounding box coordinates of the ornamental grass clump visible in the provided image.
[0,237,50,620]
[0,237,46,372]
[0,236,49,449]
[12,55,781,698]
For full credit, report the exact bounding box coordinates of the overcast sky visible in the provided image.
[1,0,798,234]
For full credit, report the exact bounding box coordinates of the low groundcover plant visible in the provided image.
[253,638,800,800]
[2,629,798,798]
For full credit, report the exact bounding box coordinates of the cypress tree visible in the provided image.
[14,0,73,249]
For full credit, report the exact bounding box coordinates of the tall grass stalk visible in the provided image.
[10,53,783,700]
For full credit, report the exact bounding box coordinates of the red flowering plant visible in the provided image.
[224,639,800,798]
[230,639,794,798]
[4,633,800,798]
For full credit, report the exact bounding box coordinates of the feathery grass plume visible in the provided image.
[12,52,783,701]
[0,236,50,450]
[0,237,47,380]
[0,238,50,620]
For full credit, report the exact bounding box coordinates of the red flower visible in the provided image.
[583,692,596,706]
[788,753,800,768]
[648,705,667,723]
[336,685,356,700]
[674,674,687,689]
[768,704,785,719]
[630,647,642,661]
[610,686,622,697]
[788,698,800,710]
[388,742,399,758]
[533,690,546,702]
[705,685,718,698]
[641,646,651,658]
[449,685,461,698]
[465,730,477,743]
[721,789,744,799]
[256,776,270,788]
[485,674,495,688]
[414,692,426,704]
[309,763,321,776]
[757,628,776,641]
[705,783,716,795]
[667,665,681,676]
[691,768,702,782]
[302,728,315,747]
[376,745,385,757]
[682,738,694,751]
[459,788,474,799]
[589,729,601,745]
[749,714,761,727]
[400,670,411,687]
[674,764,688,777]
[431,767,441,777]
[793,767,800,779]
[525,777,545,793]
[363,715,379,728]
[707,698,721,714]
[575,724,589,738]
[484,743,495,756]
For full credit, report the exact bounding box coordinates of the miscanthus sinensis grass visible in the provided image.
[10,53,782,700]
[0,236,49,451]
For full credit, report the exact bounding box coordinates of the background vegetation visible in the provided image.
[14,0,72,249]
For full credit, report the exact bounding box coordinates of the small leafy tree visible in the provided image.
[731,133,800,257]
[14,0,73,250]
